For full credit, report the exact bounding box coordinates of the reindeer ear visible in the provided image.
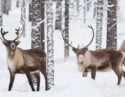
[2,40,8,46]
[15,40,20,46]
[72,47,77,53]
[82,47,88,53]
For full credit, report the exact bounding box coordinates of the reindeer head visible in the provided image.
[0,28,23,54]
[61,25,94,66]
[72,47,88,65]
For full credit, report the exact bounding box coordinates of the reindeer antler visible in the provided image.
[61,25,94,50]
[0,28,8,41]
[82,25,94,49]
[14,27,24,41]
[61,29,77,49]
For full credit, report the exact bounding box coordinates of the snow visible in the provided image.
[0,0,125,97]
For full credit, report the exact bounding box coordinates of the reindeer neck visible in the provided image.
[6,48,17,58]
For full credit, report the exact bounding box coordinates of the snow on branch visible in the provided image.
[32,19,45,30]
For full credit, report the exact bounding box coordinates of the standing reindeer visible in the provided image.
[61,26,125,85]
[61,25,94,71]
[0,28,48,91]
[82,48,125,85]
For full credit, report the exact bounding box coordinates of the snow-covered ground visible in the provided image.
[0,0,125,97]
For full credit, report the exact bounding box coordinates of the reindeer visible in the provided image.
[61,26,125,85]
[61,25,94,71]
[82,48,125,85]
[119,40,125,52]
[0,28,48,91]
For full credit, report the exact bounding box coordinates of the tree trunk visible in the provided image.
[46,0,54,90]
[76,0,79,13]
[40,0,45,50]
[64,0,69,60]
[96,0,103,49]
[55,0,62,30]
[31,0,42,48]
[16,0,20,8]
[21,0,26,37]
[106,0,117,49]
[0,0,3,27]
[31,0,46,90]
[86,0,91,11]
[2,0,11,15]
[29,1,32,21]
[83,0,86,23]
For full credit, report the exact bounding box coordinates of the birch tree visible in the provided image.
[83,0,86,23]
[76,0,79,13]
[86,0,91,11]
[2,0,11,15]
[46,0,54,90]
[16,0,20,8]
[31,0,42,48]
[0,0,3,27]
[64,0,69,59]
[55,0,62,30]
[21,0,26,36]
[96,0,103,49]
[29,1,32,21]
[40,0,45,50]
[30,0,46,89]
[106,0,117,49]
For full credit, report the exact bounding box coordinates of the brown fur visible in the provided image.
[61,26,94,71]
[119,40,125,65]
[82,48,125,85]
[0,29,48,91]
[119,40,125,52]
[6,47,48,91]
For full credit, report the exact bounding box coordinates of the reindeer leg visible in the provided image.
[34,73,40,91]
[40,59,49,91]
[24,69,35,91]
[41,69,48,90]
[90,65,96,80]
[40,67,48,90]
[112,66,122,85]
[8,70,15,91]
[122,70,125,78]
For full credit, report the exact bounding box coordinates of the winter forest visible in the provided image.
[0,0,125,97]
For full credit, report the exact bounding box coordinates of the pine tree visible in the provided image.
[96,0,103,49]
[55,0,62,30]
[64,0,69,60]
[46,0,54,90]
[106,0,117,49]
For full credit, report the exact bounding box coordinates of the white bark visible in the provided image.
[0,0,3,27]
[21,0,26,36]
[96,0,103,49]
[31,0,42,48]
[46,0,54,90]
